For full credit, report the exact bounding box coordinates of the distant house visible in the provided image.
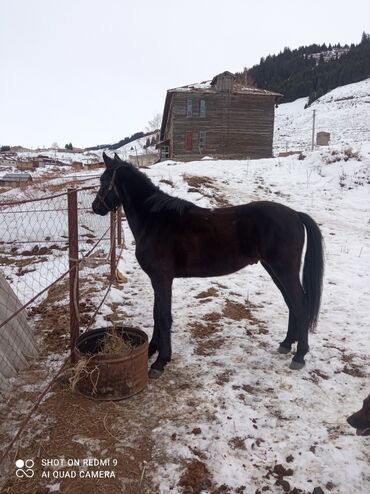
[36,155,68,167]
[157,71,282,161]
[0,173,33,186]
[17,159,40,171]
[0,154,17,167]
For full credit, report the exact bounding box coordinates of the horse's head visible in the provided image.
[92,152,123,215]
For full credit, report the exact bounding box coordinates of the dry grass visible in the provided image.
[100,327,133,355]
[69,356,100,394]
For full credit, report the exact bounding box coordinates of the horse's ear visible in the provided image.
[102,152,114,168]
[114,153,123,164]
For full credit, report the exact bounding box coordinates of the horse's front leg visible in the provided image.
[149,276,173,379]
[148,323,158,358]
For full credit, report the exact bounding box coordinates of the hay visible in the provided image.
[70,327,133,395]
[70,356,100,395]
[100,326,133,354]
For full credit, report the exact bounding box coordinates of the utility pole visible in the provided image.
[311,110,316,151]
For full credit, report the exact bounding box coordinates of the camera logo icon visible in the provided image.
[15,459,35,478]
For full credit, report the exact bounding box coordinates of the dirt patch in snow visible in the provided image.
[222,300,259,322]
[178,458,213,493]
[182,173,232,207]
[189,312,228,356]
[222,300,269,335]
[195,287,219,299]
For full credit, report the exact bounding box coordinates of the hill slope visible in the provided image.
[274,78,370,152]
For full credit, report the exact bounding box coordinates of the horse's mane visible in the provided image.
[119,160,157,191]
[145,191,195,214]
[118,160,195,214]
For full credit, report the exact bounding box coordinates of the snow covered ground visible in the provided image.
[104,79,370,492]
[107,141,369,493]
[1,78,369,493]
[274,78,370,152]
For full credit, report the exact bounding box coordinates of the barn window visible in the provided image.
[186,98,193,117]
[185,131,193,151]
[199,99,206,117]
[198,131,206,149]
[160,145,169,161]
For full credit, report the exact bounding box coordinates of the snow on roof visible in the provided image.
[167,71,281,97]
[1,173,32,180]
[169,80,281,97]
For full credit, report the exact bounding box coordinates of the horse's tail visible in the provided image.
[298,212,324,331]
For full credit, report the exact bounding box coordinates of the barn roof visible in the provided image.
[168,80,281,96]
[168,70,281,97]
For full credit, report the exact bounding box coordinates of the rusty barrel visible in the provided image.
[74,326,148,400]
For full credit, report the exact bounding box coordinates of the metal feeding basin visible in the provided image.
[73,326,148,400]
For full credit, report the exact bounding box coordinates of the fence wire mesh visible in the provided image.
[0,194,70,304]
[0,186,120,391]
[0,183,127,469]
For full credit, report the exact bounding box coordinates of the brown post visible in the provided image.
[110,211,117,281]
[117,207,123,246]
[67,188,79,363]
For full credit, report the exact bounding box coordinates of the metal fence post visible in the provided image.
[67,188,79,363]
[110,211,117,282]
[117,207,123,246]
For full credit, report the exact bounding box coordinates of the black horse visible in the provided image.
[92,153,324,378]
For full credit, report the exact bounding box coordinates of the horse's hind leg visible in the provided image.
[279,313,297,354]
[261,262,297,354]
[263,261,309,370]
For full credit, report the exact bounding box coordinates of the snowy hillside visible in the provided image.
[92,78,370,161]
[99,81,370,492]
[1,79,369,493]
[16,149,100,164]
[274,78,370,153]
[110,143,369,493]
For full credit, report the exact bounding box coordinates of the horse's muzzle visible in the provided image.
[92,200,109,216]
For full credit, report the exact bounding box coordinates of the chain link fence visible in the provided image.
[0,193,70,304]
[0,184,127,467]
[0,186,123,389]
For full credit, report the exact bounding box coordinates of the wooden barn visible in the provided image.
[158,71,281,161]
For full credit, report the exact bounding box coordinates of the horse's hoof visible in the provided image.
[289,360,305,370]
[148,368,163,379]
[278,344,291,354]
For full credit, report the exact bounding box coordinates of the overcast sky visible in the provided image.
[0,0,369,149]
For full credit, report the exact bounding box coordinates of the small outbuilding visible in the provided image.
[158,71,281,161]
[0,173,33,187]
[316,131,330,146]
